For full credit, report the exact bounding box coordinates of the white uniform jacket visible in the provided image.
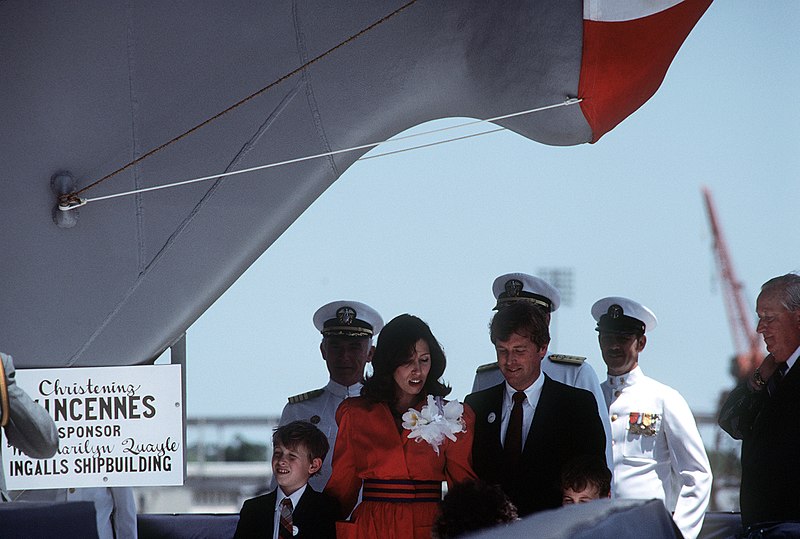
[0,352,58,500]
[276,379,362,491]
[602,366,711,539]
[472,355,613,469]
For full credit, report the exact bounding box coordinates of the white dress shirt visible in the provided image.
[500,375,544,450]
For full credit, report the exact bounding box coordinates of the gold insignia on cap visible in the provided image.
[336,306,357,326]
[609,304,623,319]
[505,279,523,297]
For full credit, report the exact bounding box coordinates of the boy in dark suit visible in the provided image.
[465,301,606,516]
[234,421,337,538]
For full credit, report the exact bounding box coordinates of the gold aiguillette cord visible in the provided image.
[0,358,10,427]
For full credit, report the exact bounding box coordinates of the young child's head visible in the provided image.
[433,479,518,539]
[560,455,612,505]
[271,421,329,495]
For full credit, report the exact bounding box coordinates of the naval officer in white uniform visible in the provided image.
[592,296,711,539]
[471,273,613,468]
[276,300,383,491]
[0,351,58,500]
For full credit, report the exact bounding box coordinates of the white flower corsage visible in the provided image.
[401,395,467,455]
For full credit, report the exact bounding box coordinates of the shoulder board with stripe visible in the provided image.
[287,388,325,404]
[548,354,586,366]
[475,362,499,373]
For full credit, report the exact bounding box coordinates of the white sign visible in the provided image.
[2,364,184,489]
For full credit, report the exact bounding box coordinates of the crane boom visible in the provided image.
[702,187,762,379]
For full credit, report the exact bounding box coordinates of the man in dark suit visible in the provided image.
[234,421,337,538]
[465,301,606,516]
[719,273,800,538]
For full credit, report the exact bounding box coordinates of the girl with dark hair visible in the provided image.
[325,314,476,538]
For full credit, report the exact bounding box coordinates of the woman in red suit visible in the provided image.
[325,314,476,539]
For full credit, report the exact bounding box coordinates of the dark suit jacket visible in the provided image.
[465,375,606,516]
[719,363,800,527]
[233,486,337,539]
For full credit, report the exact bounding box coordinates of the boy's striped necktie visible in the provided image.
[279,497,293,538]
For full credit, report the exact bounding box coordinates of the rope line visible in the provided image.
[61,0,420,205]
[65,98,581,208]
[357,126,506,161]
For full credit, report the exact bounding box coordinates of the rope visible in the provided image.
[59,0,420,207]
[62,98,581,208]
[358,126,505,161]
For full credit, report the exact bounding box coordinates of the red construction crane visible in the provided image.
[702,187,762,381]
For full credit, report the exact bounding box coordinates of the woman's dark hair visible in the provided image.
[361,314,451,406]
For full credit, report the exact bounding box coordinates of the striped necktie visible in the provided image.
[279,497,293,538]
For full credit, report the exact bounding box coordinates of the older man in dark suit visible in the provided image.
[719,273,800,538]
[465,302,606,516]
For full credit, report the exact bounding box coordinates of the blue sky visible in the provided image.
[181,2,799,420]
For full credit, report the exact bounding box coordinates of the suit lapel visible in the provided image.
[266,490,278,537]
[780,362,800,391]
[294,486,326,536]
[523,375,553,458]
[761,362,800,423]
[485,384,504,451]
[293,488,312,531]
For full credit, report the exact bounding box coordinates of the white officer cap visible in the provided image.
[492,272,561,312]
[313,300,384,338]
[591,296,657,334]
